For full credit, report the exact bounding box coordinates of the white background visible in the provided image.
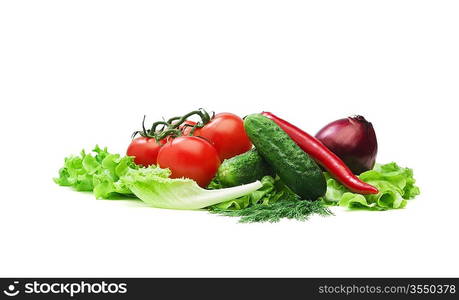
[1,0,458,277]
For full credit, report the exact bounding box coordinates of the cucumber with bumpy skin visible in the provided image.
[244,114,326,200]
[216,148,273,187]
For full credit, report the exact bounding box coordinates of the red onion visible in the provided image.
[315,115,377,174]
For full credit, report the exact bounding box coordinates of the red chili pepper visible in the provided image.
[261,112,379,195]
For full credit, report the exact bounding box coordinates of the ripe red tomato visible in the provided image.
[127,137,165,167]
[157,136,220,187]
[180,120,197,136]
[197,113,252,160]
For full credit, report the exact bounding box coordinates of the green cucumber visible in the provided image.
[244,114,326,200]
[216,148,273,187]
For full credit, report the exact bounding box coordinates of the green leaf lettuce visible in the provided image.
[54,146,139,198]
[55,146,262,209]
[120,168,262,210]
[322,162,420,210]
[210,175,301,210]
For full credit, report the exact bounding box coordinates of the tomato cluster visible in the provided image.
[127,112,252,187]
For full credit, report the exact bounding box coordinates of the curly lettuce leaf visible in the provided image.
[54,146,139,199]
[322,162,420,210]
[210,175,300,210]
[120,168,262,210]
[55,146,262,209]
[211,176,276,210]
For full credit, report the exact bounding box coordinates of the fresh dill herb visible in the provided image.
[209,199,332,223]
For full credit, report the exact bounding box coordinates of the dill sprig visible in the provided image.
[209,199,333,223]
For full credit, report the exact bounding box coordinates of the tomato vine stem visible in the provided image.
[131,108,213,140]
